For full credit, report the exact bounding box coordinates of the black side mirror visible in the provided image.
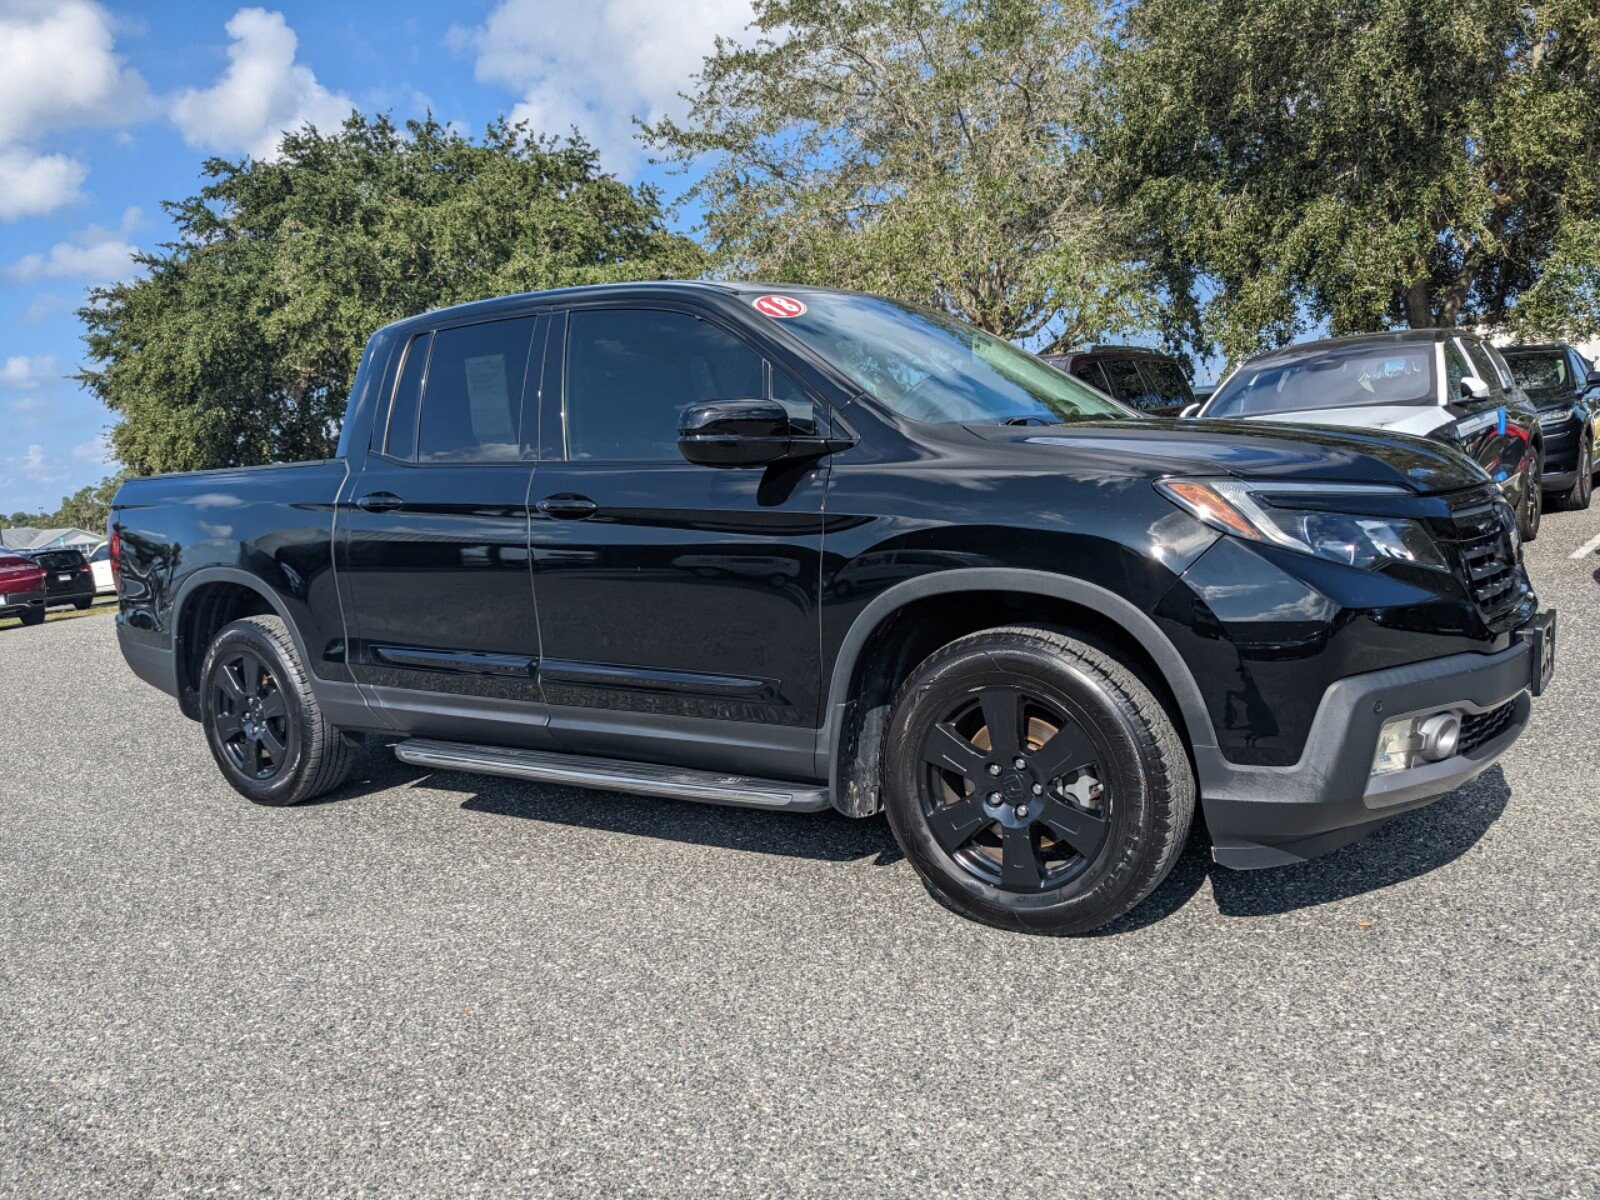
[679,399,793,467]
[1586,369,1600,393]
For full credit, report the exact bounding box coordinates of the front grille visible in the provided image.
[1459,700,1517,755]
[1444,493,1524,620]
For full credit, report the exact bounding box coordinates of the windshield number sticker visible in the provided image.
[753,295,807,319]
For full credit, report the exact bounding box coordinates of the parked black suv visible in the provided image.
[1500,343,1600,511]
[112,284,1556,935]
[21,547,95,610]
[1042,345,1196,416]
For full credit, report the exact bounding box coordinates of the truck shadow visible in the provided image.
[1102,765,1513,932]
[323,740,1510,921]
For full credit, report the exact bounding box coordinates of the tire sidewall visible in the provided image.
[882,641,1162,935]
[200,622,314,806]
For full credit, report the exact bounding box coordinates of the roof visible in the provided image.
[1043,345,1179,363]
[1500,343,1567,355]
[1246,328,1453,365]
[0,526,100,550]
[374,279,896,338]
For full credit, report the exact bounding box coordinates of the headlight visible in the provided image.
[1157,478,1449,571]
[1536,408,1574,429]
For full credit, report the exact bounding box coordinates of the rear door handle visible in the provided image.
[355,492,405,512]
[536,494,598,520]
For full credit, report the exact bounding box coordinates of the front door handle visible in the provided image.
[536,494,598,520]
[356,492,405,512]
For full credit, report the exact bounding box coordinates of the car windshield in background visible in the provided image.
[769,294,1130,425]
[1208,345,1437,418]
[1503,351,1569,392]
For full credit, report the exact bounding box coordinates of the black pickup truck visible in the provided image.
[112,283,1557,934]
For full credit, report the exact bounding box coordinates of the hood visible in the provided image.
[1527,389,1578,412]
[968,418,1489,495]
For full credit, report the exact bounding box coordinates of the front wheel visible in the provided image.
[881,626,1194,935]
[73,597,92,610]
[1552,434,1593,512]
[1518,456,1542,542]
[199,615,354,806]
[19,607,45,627]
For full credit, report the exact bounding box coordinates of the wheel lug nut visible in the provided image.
[1015,804,1030,819]
[1031,783,1043,795]
[987,763,1001,776]
[988,791,1002,804]
[1013,757,1026,769]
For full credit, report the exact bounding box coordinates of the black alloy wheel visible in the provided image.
[882,626,1194,936]
[211,649,293,780]
[918,685,1111,893]
[200,615,354,806]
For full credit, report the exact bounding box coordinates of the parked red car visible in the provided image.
[0,551,47,627]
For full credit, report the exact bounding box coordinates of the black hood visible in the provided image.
[967,418,1489,495]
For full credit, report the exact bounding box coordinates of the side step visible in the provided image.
[393,738,831,812]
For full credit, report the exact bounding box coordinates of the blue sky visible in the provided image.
[0,0,754,517]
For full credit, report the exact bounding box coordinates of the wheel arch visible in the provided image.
[819,569,1217,817]
[171,568,307,720]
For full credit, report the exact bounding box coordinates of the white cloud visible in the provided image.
[13,443,56,484]
[6,207,142,285]
[0,147,87,219]
[72,432,112,464]
[0,0,148,219]
[1,355,58,389]
[0,0,148,144]
[170,8,355,159]
[452,0,755,172]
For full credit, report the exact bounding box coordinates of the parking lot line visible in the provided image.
[1569,530,1600,559]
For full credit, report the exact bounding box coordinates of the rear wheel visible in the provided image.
[881,626,1194,935]
[200,615,353,806]
[73,597,92,610]
[1552,433,1593,512]
[19,607,45,627]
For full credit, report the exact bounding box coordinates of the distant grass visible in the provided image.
[0,596,118,631]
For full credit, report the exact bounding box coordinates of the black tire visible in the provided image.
[1518,455,1542,542]
[1551,434,1593,512]
[19,607,45,627]
[881,626,1195,935]
[199,615,353,806]
[73,597,93,610]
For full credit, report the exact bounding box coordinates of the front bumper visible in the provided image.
[1200,621,1551,869]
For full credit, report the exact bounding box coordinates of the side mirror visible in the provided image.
[679,399,792,467]
[1460,376,1492,400]
[1179,403,1201,419]
[1586,369,1600,394]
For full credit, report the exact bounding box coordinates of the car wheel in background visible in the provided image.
[19,608,45,627]
[1553,434,1593,512]
[199,614,354,806]
[881,626,1194,936]
[1519,457,1542,542]
[73,597,92,610]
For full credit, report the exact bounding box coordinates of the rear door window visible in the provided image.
[1141,359,1193,406]
[1071,362,1110,393]
[416,317,538,462]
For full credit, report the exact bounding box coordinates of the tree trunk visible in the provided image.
[1400,278,1437,328]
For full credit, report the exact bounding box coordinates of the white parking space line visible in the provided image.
[1569,530,1600,559]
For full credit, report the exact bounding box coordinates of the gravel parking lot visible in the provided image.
[3,512,1597,1198]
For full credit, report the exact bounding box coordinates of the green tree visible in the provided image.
[80,115,706,475]
[1097,0,1600,361]
[647,0,1154,351]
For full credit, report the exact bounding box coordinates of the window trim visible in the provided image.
[555,300,829,466]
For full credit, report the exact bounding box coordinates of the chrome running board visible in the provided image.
[393,738,831,812]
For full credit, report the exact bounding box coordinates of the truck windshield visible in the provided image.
[767,294,1131,425]
[1208,344,1438,417]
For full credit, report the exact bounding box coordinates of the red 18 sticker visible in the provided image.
[753,295,807,318]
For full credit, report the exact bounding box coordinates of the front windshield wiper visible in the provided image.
[1001,415,1056,426]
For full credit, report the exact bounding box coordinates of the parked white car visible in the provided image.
[86,541,115,594]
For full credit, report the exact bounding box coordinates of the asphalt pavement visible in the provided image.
[2,510,1597,1198]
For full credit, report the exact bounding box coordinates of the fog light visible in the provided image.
[1371,710,1462,775]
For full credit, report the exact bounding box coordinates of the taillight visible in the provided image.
[109,530,122,589]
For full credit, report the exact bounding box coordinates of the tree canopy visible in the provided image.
[1096,0,1600,361]
[648,0,1152,351]
[79,115,705,475]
